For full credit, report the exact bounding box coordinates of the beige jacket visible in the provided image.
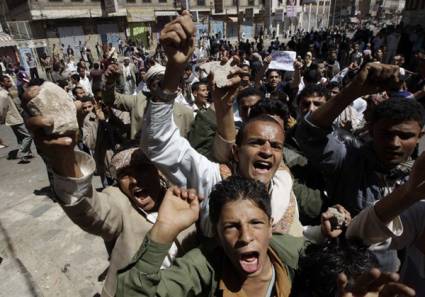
[53,151,197,297]
[102,87,193,139]
[0,87,24,126]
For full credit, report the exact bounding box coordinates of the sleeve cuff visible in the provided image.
[53,151,96,205]
[371,206,404,238]
[133,233,173,274]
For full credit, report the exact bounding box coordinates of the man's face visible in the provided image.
[217,199,272,277]
[240,75,251,88]
[267,71,281,89]
[118,165,162,212]
[328,51,337,62]
[371,119,423,169]
[194,84,209,106]
[78,69,86,78]
[298,94,327,116]
[81,101,94,115]
[184,68,192,80]
[0,78,12,89]
[74,88,86,100]
[124,59,130,66]
[233,120,284,185]
[238,95,261,122]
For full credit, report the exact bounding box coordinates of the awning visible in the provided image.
[0,32,17,48]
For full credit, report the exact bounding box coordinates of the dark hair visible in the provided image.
[57,79,68,89]
[266,69,282,78]
[235,114,283,146]
[236,87,264,103]
[72,86,84,96]
[80,95,94,103]
[191,79,209,93]
[28,79,45,87]
[0,75,8,82]
[303,65,322,84]
[296,239,378,297]
[370,97,425,127]
[297,84,329,105]
[248,99,289,129]
[93,63,100,69]
[185,64,193,71]
[71,73,80,81]
[209,176,271,227]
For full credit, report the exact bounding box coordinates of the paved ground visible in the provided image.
[0,125,108,297]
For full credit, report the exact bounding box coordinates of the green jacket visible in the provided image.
[116,233,304,297]
[102,88,193,140]
[188,107,217,161]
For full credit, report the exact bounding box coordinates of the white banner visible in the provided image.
[268,51,296,71]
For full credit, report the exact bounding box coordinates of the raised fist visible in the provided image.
[159,10,196,68]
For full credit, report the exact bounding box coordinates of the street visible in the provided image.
[0,125,107,297]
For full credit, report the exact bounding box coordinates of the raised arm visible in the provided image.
[346,152,425,247]
[102,64,140,112]
[309,63,401,129]
[116,187,214,297]
[25,111,124,241]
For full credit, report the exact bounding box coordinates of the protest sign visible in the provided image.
[268,51,296,71]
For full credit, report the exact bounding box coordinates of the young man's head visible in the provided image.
[72,86,86,100]
[297,239,377,297]
[237,87,264,122]
[183,64,193,80]
[78,67,86,79]
[368,98,425,169]
[297,84,328,117]
[0,75,13,90]
[248,98,289,130]
[111,148,165,212]
[233,115,284,186]
[266,69,282,90]
[209,176,272,277]
[80,96,95,115]
[192,80,209,108]
[240,72,252,89]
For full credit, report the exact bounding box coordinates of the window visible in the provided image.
[49,0,63,2]
[197,0,205,5]
[248,0,255,5]
[158,0,167,2]
[71,0,84,2]
[127,0,136,2]
[142,0,151,2]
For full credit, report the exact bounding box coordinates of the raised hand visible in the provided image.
[321,205,351,238]
[209,56,245,109]
[337,268,415,297]
[159,10,195,69]
[348,63,401,97]
[25,116,80,177]
[104,64,121,84]
[405,151,425,202]
[150,187,201,244]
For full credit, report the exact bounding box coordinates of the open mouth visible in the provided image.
[133,187,150,199]
[253,161,272,174]
[239,251,260,274]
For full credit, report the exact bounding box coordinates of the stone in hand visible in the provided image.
[26,81,78,135]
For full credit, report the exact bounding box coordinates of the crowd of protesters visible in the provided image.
[1,10,425,297]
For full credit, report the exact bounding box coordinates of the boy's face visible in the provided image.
[371,119,423,169]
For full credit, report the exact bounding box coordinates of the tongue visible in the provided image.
[239,256,259,274]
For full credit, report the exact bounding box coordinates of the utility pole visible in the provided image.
[237,0,240,43]
[332,0,336,27]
